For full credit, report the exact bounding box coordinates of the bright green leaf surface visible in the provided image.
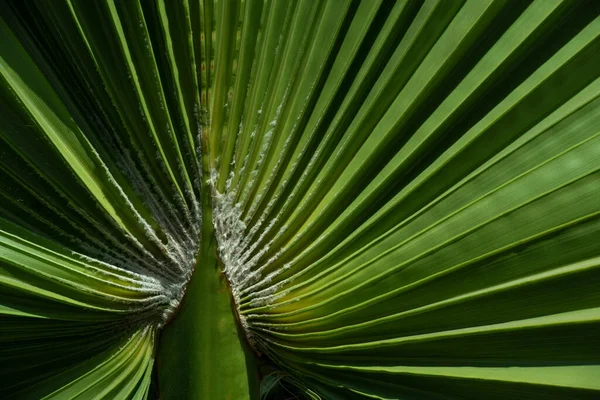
[1,0,600,399]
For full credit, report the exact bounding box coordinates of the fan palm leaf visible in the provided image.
[1,0,600,399]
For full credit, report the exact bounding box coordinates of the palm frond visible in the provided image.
[1,0,600,399]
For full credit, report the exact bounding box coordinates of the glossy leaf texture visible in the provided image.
[0,0,203,397]
[208,0,600,399]
[1,0,600,399]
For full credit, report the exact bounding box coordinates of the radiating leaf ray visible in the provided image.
[209,1,600,398]
[2,0,600,399]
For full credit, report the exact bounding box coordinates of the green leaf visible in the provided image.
[2,0,600,399]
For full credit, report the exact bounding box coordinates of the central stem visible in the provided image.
[155,137,260,399]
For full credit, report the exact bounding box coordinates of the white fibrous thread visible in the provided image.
[85,139,200,326]
[245,132,293,223]
[211,169,288,339]
[239,100,284,206]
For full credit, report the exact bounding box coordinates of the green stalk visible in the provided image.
[156,136,259,399]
